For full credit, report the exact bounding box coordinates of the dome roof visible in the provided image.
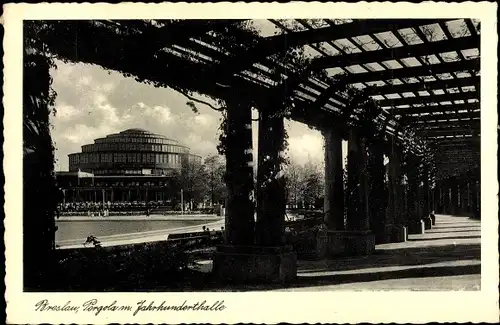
[91,128,186,146]
[123,128,149,133]
[121,128,153,135]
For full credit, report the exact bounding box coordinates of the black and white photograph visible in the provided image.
[4,2,499,324]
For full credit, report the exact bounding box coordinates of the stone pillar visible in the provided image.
[470,180,479,218]
[442,180,450,214]
[466,181,471,213]
[406,154,425,234]
[323,128,344,230]
[213,99,296,283]
[367,141,387,244]
[327,129,374,256]
[256,107,286,246]
[346,129,370,231]
[23,53,58,290]
[422,165,432,230]
[432,184,439,214]
[450,177,458,215]
[458,178,466,214]
[476,179,481,219]
[430,186,437,225]
[111,189,114,202]
[221,98,255,245]
[386,143,407,242]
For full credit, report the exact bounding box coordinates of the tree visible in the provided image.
[204,154,227,206]
[171,158,208,209]
[284,159,324,210]
[301,160,324,209]
[284,160,302,208]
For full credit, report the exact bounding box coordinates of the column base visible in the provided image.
[326,230,375,256]
[407,219,425,235]
[375,224,407,244]
[430,213,436,225]
[423,216,432,230]
[212,245,297,283]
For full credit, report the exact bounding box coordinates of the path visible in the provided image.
[279,214,480,291]
[192,214,480,291]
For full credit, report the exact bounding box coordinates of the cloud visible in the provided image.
[286,120,324,166]
[49,60,324,172]
[50,60,223,171]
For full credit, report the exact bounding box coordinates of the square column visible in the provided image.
[322,128,344,230]
[346,129,370,231]
[213,101,296,284]
[443,180,451,214]
[470,179,480,219]
[256,108,286,246]
[422,165,432,230]
[450,177,459,215]
[385,142,407,242]
[367,141,388,244]
[220,98,255,245]
[459,178,468,215]
[406,154,425,234]
[327,129,374,256]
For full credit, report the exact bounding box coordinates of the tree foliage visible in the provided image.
[284,159,324,209]
[204,154,227,205]
[170,158,208,207]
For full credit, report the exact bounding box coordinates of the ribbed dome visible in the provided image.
[117,128,174,140]
[123,128,149,133]
[68,127,201,176]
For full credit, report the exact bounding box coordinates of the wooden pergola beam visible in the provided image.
[418,127,479,135]
[413,118,480,129]
[419,129,477,141]
[364,76,479,96]
[213,19,447,79]
[391,102,479,115]
[310,35,479,70]
[378,90,478,107]
[341,58,479,84]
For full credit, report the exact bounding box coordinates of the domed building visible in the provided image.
[68,128,201,175]
[57,129,202,205]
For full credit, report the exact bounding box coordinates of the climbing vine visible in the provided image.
[23,23,62,289]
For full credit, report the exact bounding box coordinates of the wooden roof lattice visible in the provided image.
[26,18,481,179]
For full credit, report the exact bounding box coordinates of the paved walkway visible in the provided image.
[192,214,480,291]
[279,214,480,291]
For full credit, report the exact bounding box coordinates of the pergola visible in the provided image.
[25,18,481,283]
[30,19,480,174]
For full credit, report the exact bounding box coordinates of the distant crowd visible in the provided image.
[58,201,216,216]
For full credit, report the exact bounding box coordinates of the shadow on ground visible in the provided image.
[430,226,481,230]
[407,235,481,242]
[144,263,480,292]
[141,243,480,292]
[298,243,480,273]
[427,229,481,234]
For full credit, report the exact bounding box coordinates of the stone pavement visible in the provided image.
[277,214,480,291]
[192,214,480,291]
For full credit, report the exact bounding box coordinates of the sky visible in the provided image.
[49,60,325,171]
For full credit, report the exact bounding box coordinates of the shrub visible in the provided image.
[51,241,198,291]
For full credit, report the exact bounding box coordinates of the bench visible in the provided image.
[166,231,223,248]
